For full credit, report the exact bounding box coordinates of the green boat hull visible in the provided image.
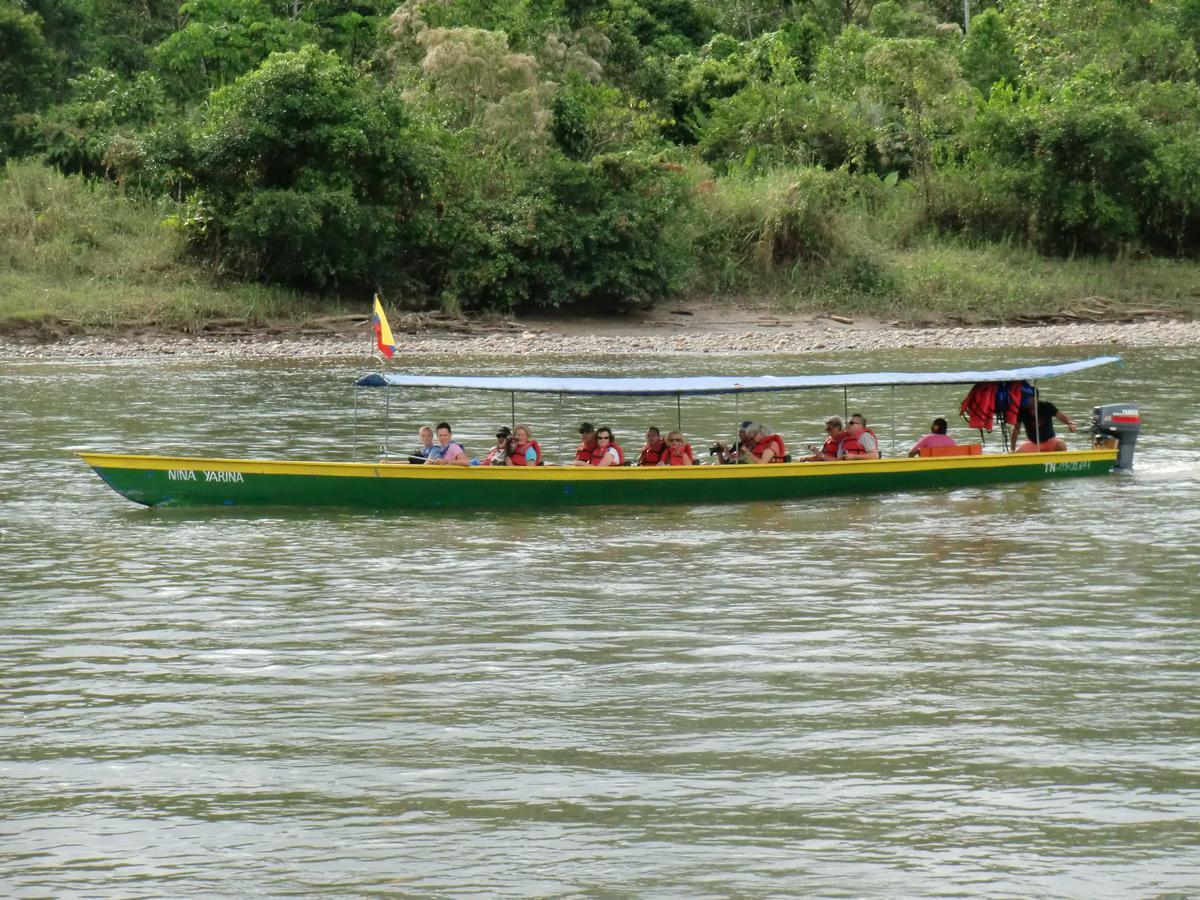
[77,450,1119,510]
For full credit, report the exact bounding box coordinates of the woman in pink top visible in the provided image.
[908,418,957,457]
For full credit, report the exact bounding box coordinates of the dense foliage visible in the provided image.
[3,0,1199,311]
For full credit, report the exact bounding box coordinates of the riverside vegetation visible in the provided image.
[2,0,1199,333]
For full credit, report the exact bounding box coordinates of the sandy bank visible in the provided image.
[3,312,1199,361]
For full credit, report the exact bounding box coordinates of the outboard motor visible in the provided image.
[1092,404,1140,471]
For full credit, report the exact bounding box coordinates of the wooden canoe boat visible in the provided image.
[77,447,1121,509]
[77,356,1139,510]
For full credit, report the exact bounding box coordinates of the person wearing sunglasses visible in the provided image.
[842,413,881,460]
[659,431,695,466]
[589,427,624,467]
[797,416,847,462]
[637,426,668,466]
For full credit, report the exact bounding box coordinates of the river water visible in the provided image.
[2,347,1198,896]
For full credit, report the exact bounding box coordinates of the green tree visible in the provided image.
[153,0,319,100]
[959,8,1018,96]
[183,46,428,287]
[0,2,55,159]
[864,37,970,211]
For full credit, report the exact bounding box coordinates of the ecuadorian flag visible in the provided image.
[372,294,397,359]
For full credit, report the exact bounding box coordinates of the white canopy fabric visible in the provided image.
[355,356,1121,396]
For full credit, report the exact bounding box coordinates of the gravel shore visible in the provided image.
[3,318,1199,360]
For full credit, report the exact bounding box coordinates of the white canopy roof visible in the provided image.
[355,356,1120,396]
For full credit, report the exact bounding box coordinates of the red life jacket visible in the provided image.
[838,434,864,457]
[752,433,785,462]
[509,439,541,465]
[663,443,694,465]
[575,440,596,463]
[638,439,667,466]
[821,433,846,457]
[591,442,624,466]
[961,383,997,431]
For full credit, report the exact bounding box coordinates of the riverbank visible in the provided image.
[3,306,1199,360]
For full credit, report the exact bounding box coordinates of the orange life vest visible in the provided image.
[591,442,624,466]
[510,439,542,465]
[752,434,785,462]
[638,439,667,466]
[663,443,694,465]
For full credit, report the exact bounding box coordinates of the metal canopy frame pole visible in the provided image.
[352,386,359,460]
[890,385,896,457]
[843,387,849,422]
[676,393,682,432]
[383,385,391,459]
[511,392,516,430]
[558,393,563,465]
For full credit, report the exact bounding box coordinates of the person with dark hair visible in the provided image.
[712,420,754,464]
[480,426,513,465]
[637,426,668,466]
[573,422,598,466]
[590,427,624,467]
[428,422,468,465]
[908,418,957,457]
[1012,392,1077,452]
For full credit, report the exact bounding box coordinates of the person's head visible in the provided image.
[495,426,512,446]
[667,430,685,446]
[515,424,532,443]
[418,425,434,446]
[742,421,762,439]
[931,417,948,435]
[847,413,867,433]
[435,422,452,444]
[824,416,844,436]
[579,422,595,443]
[738,420,753,437]
[596,426,615,445]
[646,426,661,442]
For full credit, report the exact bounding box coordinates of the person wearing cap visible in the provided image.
[712,420,754,464]
[573,422,599,465]
[480,426,513,466]
[797,416,848,462]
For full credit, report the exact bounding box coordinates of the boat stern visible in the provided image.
[1091,403,1141,471]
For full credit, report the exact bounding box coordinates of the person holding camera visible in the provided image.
[479,426,513,466]
[711,420,754,464]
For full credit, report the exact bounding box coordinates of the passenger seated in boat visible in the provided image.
[428,422,468,466]
[591,427,624,466]
[844,413,881,459]
[1012,392,1078,452]
[745,423,786,464]
[637,427,668,466]
[797,417,846,462]
[908,418,957,457]
[711,420,754,464]
[660,431,695,466]
[506,425,542,466]
[573,422,598,466]
[478,427,512,466]
[383,425,436,464]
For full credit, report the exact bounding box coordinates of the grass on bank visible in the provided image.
[3,159,1198,332]
[0,160,326,332]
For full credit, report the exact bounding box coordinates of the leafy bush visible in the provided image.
[425,151,694,311]
[180,46,428,288]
